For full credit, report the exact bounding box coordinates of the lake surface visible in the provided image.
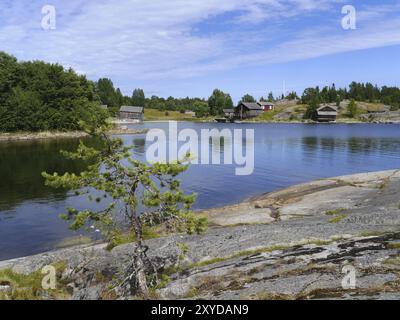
[1,123,400,260]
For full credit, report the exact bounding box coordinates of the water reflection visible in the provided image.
[132,138,146,155]
[1,123,400,260]
[0,139,90,211]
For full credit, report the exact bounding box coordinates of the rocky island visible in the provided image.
[1,170,400,300]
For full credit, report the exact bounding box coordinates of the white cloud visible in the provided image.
[0,0,399,93]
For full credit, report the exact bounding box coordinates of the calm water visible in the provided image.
[1,123,400,260]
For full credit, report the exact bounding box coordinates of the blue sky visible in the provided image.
[1,0,400,102]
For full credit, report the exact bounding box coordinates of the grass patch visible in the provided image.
[306,239,334,246]
[188,244,295,269]
[250,292,295,300]
[358,230,387,237]
[231,245,291,259]
[325,208,346,216]
[187,238,343,270]
[0,262,69,300]
[189,257,228,269]
[325,209,348,223]
[184,287,199,298]
[387,243,400,249]
[144,109,211,121]
[384,256,400,265]
[107,226,161,250]
[329,214,347,223]
[254,111,279,122]
[184,276,225,298]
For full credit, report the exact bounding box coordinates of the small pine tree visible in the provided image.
[336,96,341,107]
[304,99,319,120]
[347,99,359,118]
[42,120,207,299]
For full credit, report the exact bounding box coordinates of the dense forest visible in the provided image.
[98,78,400,118]
[96,77,212,117]
[0,52,108,132]
[1,52,400,132]
[300,82,400,110]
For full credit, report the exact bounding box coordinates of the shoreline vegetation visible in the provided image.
[2,51,400,143]
[1,169,400,300]
[2,116,399,142]
[2,50,400,134]
[0,128,149,142]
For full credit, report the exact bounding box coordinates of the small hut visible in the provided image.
[314,105,338,122]
[119,106,144,121]
[258,102,275,111]
[235,102,264,119]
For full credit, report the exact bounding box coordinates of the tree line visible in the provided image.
[301,82,400,119]
[0,52,109,132]
[2,52,400,132]
[97,79,400,119]
[301,82,400,110]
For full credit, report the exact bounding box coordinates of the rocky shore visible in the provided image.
[0,131,90,142]
[1,170,400,300]
[0,128,148,142]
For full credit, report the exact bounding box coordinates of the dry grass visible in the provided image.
[144,108,211,121]
[0,262,69,300]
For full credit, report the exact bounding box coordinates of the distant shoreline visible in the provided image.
[0,131,90,142]
[0,129,148,142]
[143,119,400,124]
[1,121,399,142]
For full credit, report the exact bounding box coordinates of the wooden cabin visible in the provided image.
[258,101,275,112]
[235,102,264,119]
[314,105,338,122]
[119,106,144,121]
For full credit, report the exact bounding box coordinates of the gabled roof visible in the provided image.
[258,101,274,106]
[223,109,235,113]
[120,106,144,113]
[239,102,264,110]
[317,105,338,115]
[317,105,337,112]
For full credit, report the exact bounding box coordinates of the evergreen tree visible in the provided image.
[240,94,256,103]
[42,120,207,299]
[96,78,119,109]
[285,91,298,100]
[304,98,319,120]
[347,99,359,118]
[131,88,146,106]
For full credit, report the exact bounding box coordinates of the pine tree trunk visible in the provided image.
[133,242,150,299]
[132,213,150,299]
